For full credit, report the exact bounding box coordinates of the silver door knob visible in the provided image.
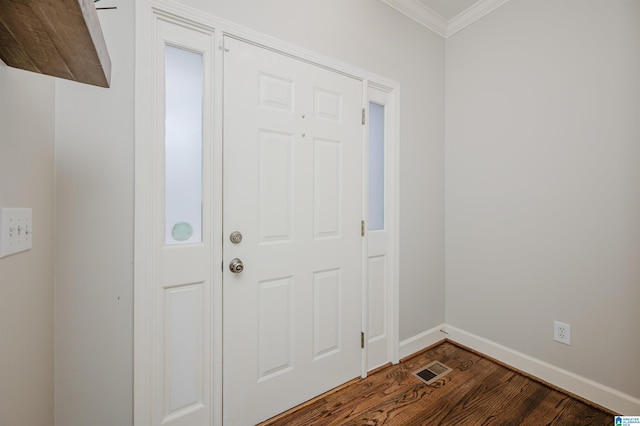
[229,258,244,273]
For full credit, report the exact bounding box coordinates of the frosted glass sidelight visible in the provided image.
[165,45,204,245]
[368,102,385,231]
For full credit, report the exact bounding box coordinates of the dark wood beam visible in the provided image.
[0,0,111,88]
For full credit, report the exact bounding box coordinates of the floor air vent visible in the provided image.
[412,361,453,385]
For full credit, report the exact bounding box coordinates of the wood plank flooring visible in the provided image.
[259,341,616,426]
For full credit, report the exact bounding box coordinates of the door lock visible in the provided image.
[229,258,244,273]
[230,231,243,244]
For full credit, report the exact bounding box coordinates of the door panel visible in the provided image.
[367,256,387,341]
[313,268,342,359]
[258,130,293,242]
[314,138,342,237]
[223,37,363,425]
[258,276,293,380]
[165,283,204,412]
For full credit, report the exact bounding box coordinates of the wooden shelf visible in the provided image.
[0,0,111,88]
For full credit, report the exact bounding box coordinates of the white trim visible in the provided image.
[447,0,512,37]
[211,28,224,426]
[380,0,513,38]
[399,324,447,359]
[380,0,447,37]
[361,82,369,379]
[133,1,154,424]
[390,84,401,366]
[445,325,640,415]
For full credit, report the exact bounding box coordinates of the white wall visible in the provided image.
[446,0,640,399]
[8,0,637,422]
[177,0,447,342]
[54,0,135,424]
[0,64,55,426]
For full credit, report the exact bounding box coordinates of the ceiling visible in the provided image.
[381,0,512,37]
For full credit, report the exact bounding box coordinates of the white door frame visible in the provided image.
[134,2,400,424]
[363,82,400,373]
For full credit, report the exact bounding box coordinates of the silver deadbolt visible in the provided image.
[230,231,243,244]
[229,258,244,273]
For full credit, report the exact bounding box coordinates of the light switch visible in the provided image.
[0,208,32,258]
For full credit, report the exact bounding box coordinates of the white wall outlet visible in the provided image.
[553,320,571,345]
[0,208,33,259]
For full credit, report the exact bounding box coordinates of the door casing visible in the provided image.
[134,3,400,425]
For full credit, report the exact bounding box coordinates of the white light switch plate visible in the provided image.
[0,208,33,258]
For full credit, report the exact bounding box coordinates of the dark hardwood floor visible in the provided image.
[260,341,616,425]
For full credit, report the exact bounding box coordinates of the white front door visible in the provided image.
[223,37,364,425]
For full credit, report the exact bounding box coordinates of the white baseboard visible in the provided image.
[399,324,447,359]
[444,325,640,415]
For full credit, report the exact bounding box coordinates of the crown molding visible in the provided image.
[381,0,512,38]
[447,0,512,36]
[381,0,448,37]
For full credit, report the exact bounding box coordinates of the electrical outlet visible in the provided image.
[0,208,33,258]
[553,321,571,345]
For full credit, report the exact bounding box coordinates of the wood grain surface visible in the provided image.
[260,341,616,425]
[0,0,111,87]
